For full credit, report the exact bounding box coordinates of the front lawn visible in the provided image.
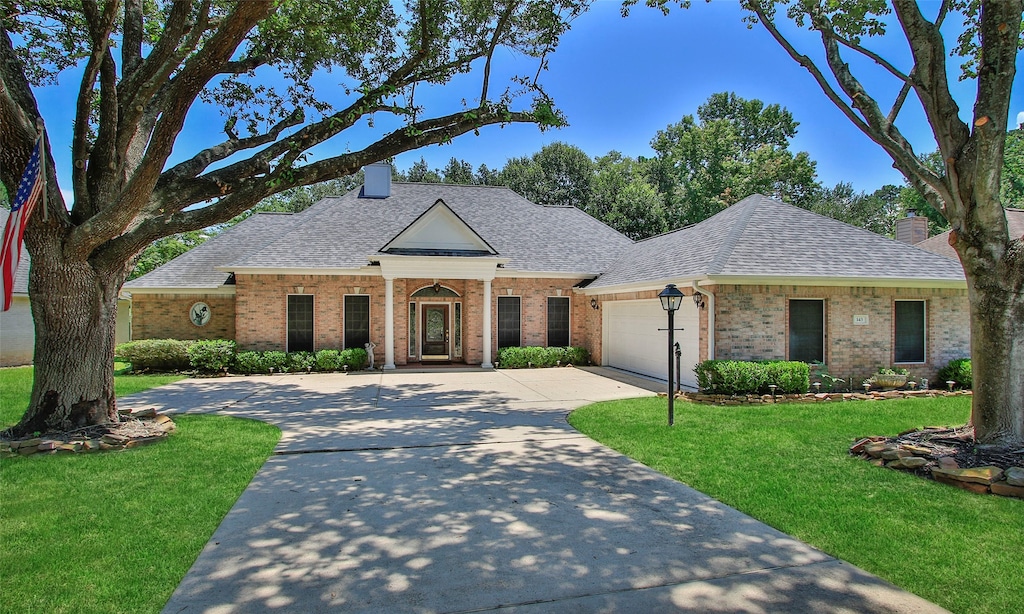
[0,367,281,613]
[568,396,1021,614]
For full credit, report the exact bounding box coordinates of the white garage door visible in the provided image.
[603,299,700,389]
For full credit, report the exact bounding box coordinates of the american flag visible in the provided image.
[2,136,44,311]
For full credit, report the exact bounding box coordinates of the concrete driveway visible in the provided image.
[127,368,945,613]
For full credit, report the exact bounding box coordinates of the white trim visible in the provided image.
[893,299,928,364]
[481,280,493,368]
[286,293,315,353]
[375,254,507,281]
[384,279,395,369]
[342,293,371,351]
[123,286,236,296]
[546,295,571,347]
[584,274,967,295]
[497,295,522,349]
[217,266,377,276]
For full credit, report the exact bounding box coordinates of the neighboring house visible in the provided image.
[913,207,1024,261]
[125,164,970,388]
[0,211,131,367]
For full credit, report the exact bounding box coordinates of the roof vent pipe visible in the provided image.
[361,162,392,199]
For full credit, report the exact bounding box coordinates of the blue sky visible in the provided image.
[33,1,1024,202]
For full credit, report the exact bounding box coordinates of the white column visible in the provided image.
[384,277,396,370]
[481,279,493,368]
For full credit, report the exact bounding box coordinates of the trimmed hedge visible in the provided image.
[937,358,972,389]
[188,340,237,373]
[496,346,590,369]
[695,360,810,395]
[115,339,193,371]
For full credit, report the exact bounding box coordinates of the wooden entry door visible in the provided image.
[421,304,450,360]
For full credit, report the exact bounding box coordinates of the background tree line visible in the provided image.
[130,91,1024,277]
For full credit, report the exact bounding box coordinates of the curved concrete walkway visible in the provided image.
[128,368,946,613]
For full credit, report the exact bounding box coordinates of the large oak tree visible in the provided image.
[0,0,589,436]
[639,0,1023,447]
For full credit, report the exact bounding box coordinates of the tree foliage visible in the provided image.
[651,92,819,226]
[500,141,595,208]
[0,0,592,434]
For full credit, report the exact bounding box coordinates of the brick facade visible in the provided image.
[130,276,970,382]
[708,284,969,383]
[131,293,235,341]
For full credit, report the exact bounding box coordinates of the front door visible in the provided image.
[421,304,450,361]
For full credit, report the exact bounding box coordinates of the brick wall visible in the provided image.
[709,284,969,383]
[490,277,589,361]
[131,293,235,341]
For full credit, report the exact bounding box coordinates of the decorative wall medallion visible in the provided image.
[189,302,211,327]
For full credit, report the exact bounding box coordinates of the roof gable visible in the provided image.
[380,199,497,256]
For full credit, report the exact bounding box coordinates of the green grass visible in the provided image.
[0,367,281,614]
[568,396,1022,614]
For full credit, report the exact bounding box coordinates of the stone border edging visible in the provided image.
[0,409,176,458]
[673,389,972,406]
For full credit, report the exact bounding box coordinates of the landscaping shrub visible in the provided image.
[114,339,192,371]
[260,351,289,373]
[314,349,341,371]
[233,351,263,374]
[338,348,368,370]
[695,360,809,395]
[187,340,237,373]
[496,346,589,368]
[288,351,316,372]
[937,358,972,389]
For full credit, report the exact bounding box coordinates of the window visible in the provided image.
[287,295,314,352]
[408,302,417,357]
[895,300,926,363]
[344,295,370,349]
[789,299,824,363]
[497,296,521,349]
[547,297,570,347]
[454,302,462,359]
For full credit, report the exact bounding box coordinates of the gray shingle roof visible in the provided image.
[1,210,30,295]
[589,194,966,289]
[125,212,301,289]
[225,183,633,274]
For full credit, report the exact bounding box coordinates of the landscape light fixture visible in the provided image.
[658,283,685,426]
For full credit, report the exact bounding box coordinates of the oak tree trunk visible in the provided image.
[961,236,1024,448]
[10,227,126,437]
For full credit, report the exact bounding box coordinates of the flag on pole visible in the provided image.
[2,136,44,311]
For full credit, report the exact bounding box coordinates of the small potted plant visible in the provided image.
[871,367,909,389]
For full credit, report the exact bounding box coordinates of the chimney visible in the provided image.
[895,209,929,244]
[361,162,392,198]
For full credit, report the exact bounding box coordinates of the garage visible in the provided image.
[603,299,701,389]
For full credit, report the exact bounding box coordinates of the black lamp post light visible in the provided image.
[658,283,685,426]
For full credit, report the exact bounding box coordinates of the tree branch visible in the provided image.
[122,0,144,77]
[481,1,519,103]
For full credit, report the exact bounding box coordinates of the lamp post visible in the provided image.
[659,283,684,426]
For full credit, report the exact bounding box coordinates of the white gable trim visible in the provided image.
[374,254,508,281]
[380,199,497,255]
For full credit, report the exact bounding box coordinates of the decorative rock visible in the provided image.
[880,448,901,461]
[898,457,928,469]
[850,437,885,455]
[101,433,128,446]
[1005,467,1024,487]
[131,408,158,419]
[15,438,41,449]
[990,481,1024,499]
[933,474,990,494]
[932,466,1004,485]
[58,443,81,452]
[17,446,37,456]
[38,440,61,451]
[936,457,959,470]
[82,439,101,451]
[869,458,886,467]
[125,435,166,448]
[900,444,932,457]
[863,442,890,458]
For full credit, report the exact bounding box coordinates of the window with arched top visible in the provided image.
[411,285,460,298]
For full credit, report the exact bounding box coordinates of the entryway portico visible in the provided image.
[376,255,507,370]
